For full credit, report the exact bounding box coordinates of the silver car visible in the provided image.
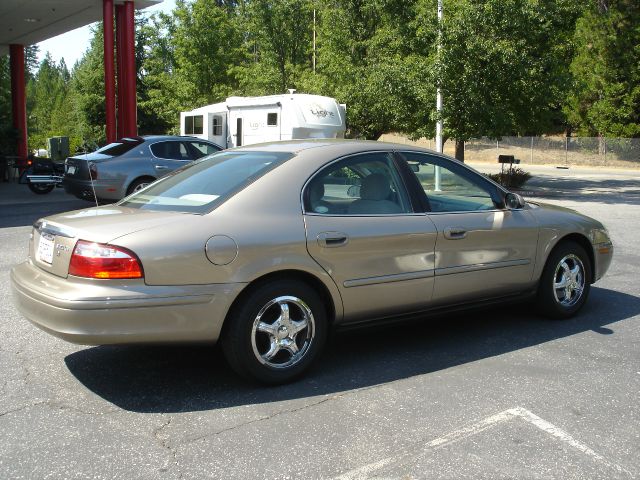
[63,135,222,202]
[11,140,613,384]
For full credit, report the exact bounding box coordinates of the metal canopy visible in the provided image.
[0,0,161,55]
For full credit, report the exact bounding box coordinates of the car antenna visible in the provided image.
[87,162,100,207]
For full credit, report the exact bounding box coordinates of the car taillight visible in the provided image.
[69,240,143,279]
[89,162,98,180]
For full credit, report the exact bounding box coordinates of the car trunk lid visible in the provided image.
[30,206,191,278]
[65,153,111,180]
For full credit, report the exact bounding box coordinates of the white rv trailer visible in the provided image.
[180,92,346,148]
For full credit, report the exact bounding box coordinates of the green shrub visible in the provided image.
[485,167,532,189]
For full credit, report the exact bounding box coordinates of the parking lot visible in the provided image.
[1,166,639,479]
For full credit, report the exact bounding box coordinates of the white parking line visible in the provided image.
[334,407,632,479]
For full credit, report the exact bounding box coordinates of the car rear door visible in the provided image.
[303,151,438,323]
[399,151,539,306]
[185,140,222,159]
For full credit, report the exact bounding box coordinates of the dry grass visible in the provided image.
[378,133,640,169]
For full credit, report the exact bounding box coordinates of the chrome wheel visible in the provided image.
[251,295,315,369]
[552,254,585,308]
[133,182,149,192]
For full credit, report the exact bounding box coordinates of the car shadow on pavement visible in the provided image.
[64,286,640,413]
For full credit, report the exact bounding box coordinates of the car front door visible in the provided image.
[399,151,539,306]
[303,151,438,323]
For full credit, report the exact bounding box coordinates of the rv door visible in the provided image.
[236,117,243,147]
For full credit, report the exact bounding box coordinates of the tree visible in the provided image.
[137,12,178,134]
[171,0,244,106]
[238,0,315,94]
[436,0,581,160]
[314,0,432,139]
[26,53,72,150]
[565,0,640,137]
[66,24,108,148]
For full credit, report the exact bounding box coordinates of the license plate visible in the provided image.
[66,165,76,175]
[37,233,55,264]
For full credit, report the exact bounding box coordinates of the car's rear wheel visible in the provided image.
[126,177,155,196]
[222,280,327,384]
[28,182,54,194]
[537,241,591,319]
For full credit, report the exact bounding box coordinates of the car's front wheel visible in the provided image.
[537,241,592,319]
[222,280,327,384]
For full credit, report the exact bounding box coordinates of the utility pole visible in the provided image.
[436,0,443,154]
[435,0,443,190]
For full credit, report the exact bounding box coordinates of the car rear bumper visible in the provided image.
[11,260,245,345]
[63,177,123,201]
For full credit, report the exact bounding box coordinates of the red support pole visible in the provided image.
[115,4,125,140]
[9,44,28,161]
[123,1,137,137]
[103,0,116,143]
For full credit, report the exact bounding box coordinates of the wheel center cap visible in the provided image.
[277,325,289,340]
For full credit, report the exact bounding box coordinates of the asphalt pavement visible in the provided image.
[0,167,639,479]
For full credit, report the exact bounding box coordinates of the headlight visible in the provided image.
[591,227,611,245]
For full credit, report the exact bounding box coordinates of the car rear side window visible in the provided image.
[187,141,221,158]
[96,138,143,156]
[304,152,413,215]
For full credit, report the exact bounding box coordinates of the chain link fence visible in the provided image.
[379,134,640,168]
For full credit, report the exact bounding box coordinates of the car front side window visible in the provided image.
[401,152,499,212]
[151,141,191,160]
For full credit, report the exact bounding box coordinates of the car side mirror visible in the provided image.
[505,192,525,210]
[347,185,361,198]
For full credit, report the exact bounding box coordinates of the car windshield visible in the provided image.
[119,151,293,213]
[96,137,144,156]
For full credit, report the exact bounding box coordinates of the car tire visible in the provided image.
[222,280,327,384]
[28,182,54,194]
[126,177,155,196]
[537,241,592,320]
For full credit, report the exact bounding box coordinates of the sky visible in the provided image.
[36,0,177,68]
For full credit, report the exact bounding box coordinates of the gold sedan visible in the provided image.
[11,140,613,384]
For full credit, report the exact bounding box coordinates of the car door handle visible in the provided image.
[444,227,467,240]
[317,232,349,248]
[154,165,169,170]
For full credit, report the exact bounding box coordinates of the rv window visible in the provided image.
[212,115,223,136]
[267,113,278,126]
[184,115,203,135]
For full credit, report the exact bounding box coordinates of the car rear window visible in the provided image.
[119,151,293,213]
[96,138,144,156]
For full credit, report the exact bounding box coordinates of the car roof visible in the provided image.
[232,138,439,155]
[138,135,213,142]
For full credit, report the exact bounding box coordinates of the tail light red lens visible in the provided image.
[69,240,143,279]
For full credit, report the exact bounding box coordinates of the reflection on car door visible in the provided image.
[303,152,438,323]
[400,152,539,305]
[149,141,193,176]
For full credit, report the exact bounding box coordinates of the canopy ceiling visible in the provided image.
[0,0,161,55]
